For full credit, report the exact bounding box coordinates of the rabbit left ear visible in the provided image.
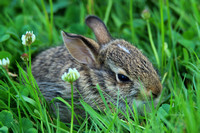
[61,31,100,67]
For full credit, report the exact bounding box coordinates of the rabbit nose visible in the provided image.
[148,83,162,98]
[151,91,160,98]
[150,86,162,98]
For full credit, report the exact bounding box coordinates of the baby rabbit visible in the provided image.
[32,15,162,122]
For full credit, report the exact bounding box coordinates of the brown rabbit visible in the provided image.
[32,15,162,122]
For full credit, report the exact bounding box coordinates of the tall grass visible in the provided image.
[0,0,200,132]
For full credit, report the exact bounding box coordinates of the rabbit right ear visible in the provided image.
[61,31,100,67]
[86,15,112,44]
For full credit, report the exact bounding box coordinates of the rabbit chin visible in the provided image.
[132,97,161,115]
[116,95,161,116]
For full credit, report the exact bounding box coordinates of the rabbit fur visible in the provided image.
[32,15,162,122]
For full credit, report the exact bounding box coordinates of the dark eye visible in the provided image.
[117,74,130,82]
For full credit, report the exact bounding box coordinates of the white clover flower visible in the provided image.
[0,57,10,67]
[21,31,36,46]
[21,53,29,61]
[141,8,151,20]
[61,68,80,83]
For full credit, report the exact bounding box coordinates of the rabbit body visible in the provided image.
[32,16,162,122]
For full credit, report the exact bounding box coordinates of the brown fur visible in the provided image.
[32,15,162,122]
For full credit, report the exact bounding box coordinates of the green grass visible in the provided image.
[0,0,200,132]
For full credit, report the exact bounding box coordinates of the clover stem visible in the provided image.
[28,45,32,72]
[70,82,74,133]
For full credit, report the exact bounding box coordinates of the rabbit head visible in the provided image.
[61,15,162,113]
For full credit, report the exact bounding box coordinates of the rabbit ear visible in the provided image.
[85,15,112,44]
[61,31,100,67]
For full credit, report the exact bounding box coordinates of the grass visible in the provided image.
[0,0,200,132]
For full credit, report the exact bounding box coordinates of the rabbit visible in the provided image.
[31,15,162,122]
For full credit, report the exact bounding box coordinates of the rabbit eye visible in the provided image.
[117,74,130,82]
